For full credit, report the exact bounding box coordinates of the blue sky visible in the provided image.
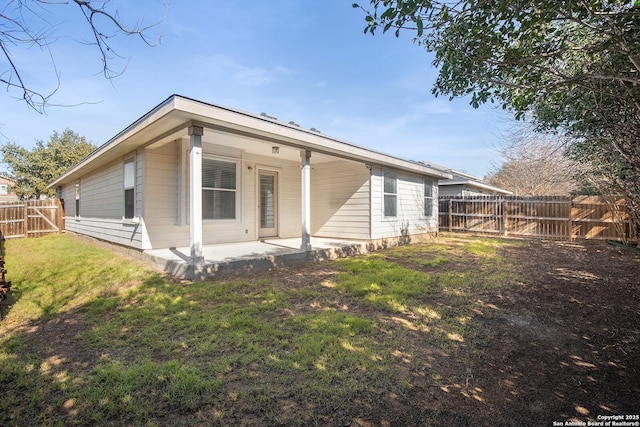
[0,0,512,178]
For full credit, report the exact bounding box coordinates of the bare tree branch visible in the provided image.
[72,0,163,80]
[486,122,581,196]
[0,0,167,113]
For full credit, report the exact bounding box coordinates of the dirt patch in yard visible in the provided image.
[259,236,640,426]
[477,238,640,426]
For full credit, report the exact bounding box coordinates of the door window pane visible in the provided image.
[260,175,275,228]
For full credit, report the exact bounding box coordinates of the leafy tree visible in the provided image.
[1,129,96,199]
[1,0,166,112]
[354,0,640,243]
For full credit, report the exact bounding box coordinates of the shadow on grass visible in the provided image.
[0,287,20,322]
[1,235,639,426]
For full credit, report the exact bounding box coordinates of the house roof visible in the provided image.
[0,175,15,184]
[49,95,451,187]
[420,162,513,195]
[439,179,514,195]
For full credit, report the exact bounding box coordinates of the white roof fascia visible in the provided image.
[172,96,451,178]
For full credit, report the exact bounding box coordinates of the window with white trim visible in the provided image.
[124,158,135,219]
[202,158,237,220]
[424,178,434,217]
[383,171,397,217]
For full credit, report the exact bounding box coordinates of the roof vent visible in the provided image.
[288,121,300,127]
[310,127,321,133]
[260,112,278,120]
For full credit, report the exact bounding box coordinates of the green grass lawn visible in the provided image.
[0,234,521,426]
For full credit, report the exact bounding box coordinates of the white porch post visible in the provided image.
[189,125,205,267]
[301,150,312,251]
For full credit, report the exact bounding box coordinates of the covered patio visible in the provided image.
[143,237,372,280]
[50,95,447,281]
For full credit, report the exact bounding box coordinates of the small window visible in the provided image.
[383,171,397,217]
[203,158,237,220]
[0,184,8,195]
[124,159,135,219]
[424,179,434,217]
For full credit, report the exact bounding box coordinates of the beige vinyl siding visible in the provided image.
[65,217,145,248]
[279,163,302,238]
[311,159,370,239]
[79,160,123,219]
[143,140,188,249]
[135,151,144,218]
[371,165,437,240]
[59,184,77,217]
[62,151,146,249]
[144,142,178,222]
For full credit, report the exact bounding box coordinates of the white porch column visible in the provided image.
[301,150,312,251]
[188,125,205,266]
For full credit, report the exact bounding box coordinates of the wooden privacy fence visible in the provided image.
[439,195,636,242]
[0,199,64,239]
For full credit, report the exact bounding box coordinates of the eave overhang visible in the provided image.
[49,94,452,188]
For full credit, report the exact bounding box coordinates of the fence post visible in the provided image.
[56,198,65,233]
[568,199,573,241]
[502,199,508,237]
[23,203,28,237]
[448,198,453,232]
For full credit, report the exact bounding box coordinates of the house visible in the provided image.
[421,164,512,197]
[0,176,18,201]
[49,95,451,278]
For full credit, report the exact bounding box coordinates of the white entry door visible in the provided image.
[258,171,278,238]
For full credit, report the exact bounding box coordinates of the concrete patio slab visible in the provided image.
[143,237,371,280]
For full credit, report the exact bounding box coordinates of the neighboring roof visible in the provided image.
[50,95,451,187]
[420,162,513,195]
[439,179,514,195]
